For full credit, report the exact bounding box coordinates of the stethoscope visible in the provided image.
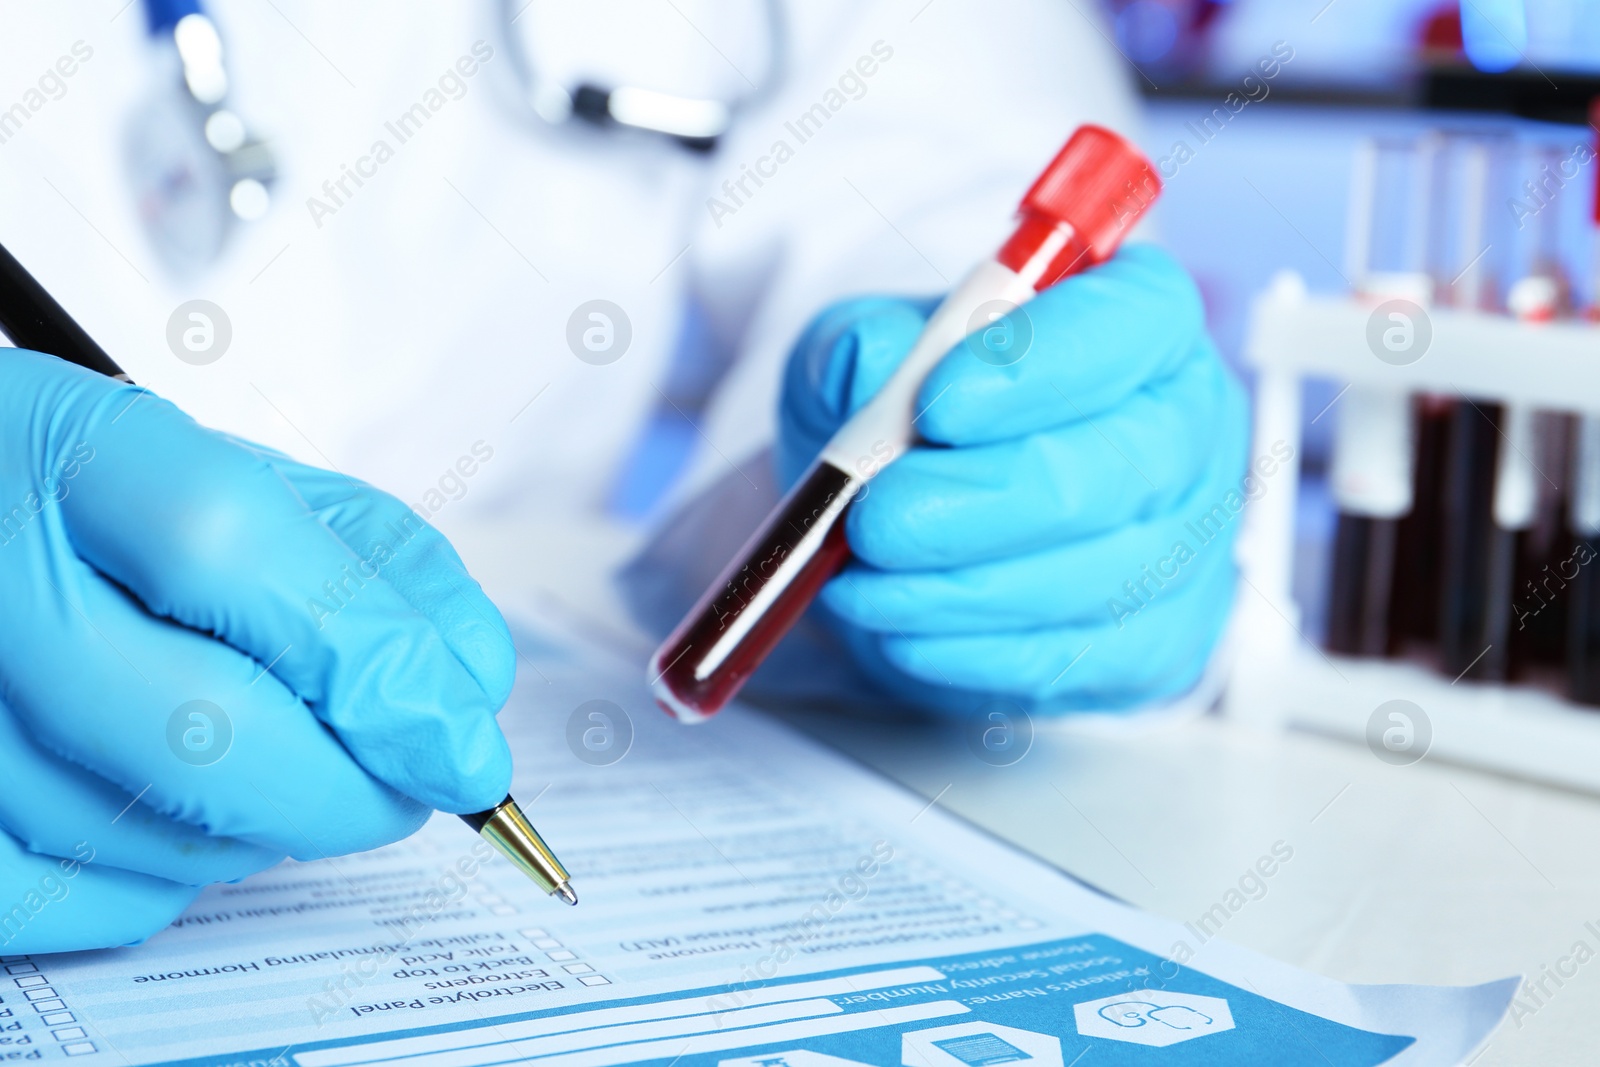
[129,0,782,276]
[494,0,784,153]
[126,0,275,278]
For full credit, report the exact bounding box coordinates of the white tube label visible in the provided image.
[819,260,1036,477]
[1492,404,1538,531]
[1330,386,1414,518]
[1574,414,1600,536]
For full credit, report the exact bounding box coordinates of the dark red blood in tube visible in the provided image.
[1593,98,1600,225]
[651,463,859,721]
[651,124,1161,721]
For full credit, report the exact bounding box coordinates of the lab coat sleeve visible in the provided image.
[619,0,1158,713]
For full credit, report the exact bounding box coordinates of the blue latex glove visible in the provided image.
[0,350,515,953]
[778,245,1249,717]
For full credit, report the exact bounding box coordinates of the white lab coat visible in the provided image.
[0,0,1139,625]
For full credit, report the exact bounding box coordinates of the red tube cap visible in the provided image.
[1021,125,1162,265]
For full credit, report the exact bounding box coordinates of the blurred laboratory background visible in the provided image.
[1095,0,1600,791]
[605,0,1600,794]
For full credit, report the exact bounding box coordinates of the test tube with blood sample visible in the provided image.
[1567,100,1600,705]
[1436,134,1515,682]
[1327,137,1432,657]
[649,125,1161,721]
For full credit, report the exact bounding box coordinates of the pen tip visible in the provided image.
[555,883,578,906]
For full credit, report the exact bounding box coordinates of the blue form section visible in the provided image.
[151,936,1413,1067]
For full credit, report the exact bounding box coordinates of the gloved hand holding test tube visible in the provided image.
[651,125,1164,722]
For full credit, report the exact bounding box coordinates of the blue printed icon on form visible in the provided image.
[719,1052,873,1067]
[903,1023,1062,1067]
[1098,1000,1212,1029]
[931,1033,1031,1066]
[1073,992,1235,1048]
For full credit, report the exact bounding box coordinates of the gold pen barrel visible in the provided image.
[461,795,577,905]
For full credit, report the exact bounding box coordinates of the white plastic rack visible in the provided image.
[1225,272,1600,794]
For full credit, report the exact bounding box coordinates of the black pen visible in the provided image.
[0,239,575,906]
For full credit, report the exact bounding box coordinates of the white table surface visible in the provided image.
[768,702,1599,1067]
[453,516,1597,1066]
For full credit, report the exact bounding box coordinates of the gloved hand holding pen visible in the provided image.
[0,350,517,953]
[777,245,1249,716]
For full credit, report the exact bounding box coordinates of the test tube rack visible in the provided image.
[1226,271,1600,793]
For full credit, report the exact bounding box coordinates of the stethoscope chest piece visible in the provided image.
[125,6,275,277]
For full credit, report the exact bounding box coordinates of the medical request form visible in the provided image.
[1,638,1513,1067]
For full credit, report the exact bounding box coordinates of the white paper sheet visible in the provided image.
[4,639,1513,1067]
